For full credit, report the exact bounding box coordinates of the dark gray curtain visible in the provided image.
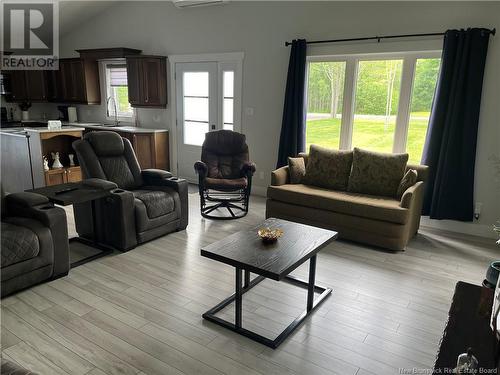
[422,28,491,221]
[276,39,307,168]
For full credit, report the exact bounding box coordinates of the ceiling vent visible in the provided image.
[173,0,227,8]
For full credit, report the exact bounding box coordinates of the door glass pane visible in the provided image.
[184,72,209,97]
[407,58,440,164]
[223,71,234,132]
[223,71,234,98]
[184,121,209,146]
[306,61,346,150]
[223,98,233,125]
[184,97,208,122]
[352,59,403,153]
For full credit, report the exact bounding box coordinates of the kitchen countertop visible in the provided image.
[24,126,84,133]
[64,122,168,133]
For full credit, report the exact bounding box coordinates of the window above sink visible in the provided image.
[103,60,135,123]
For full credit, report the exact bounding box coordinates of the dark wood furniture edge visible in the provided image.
[201,233,337,281]
[434,281,498,372]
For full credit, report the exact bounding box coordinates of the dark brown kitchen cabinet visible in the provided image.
[59,58,100,104]
[6,59,100,104]
[8,71,27,102]
[126,56,167,108]
[46,68,63,102]
[7,70,47,102]
[27,70,48,101]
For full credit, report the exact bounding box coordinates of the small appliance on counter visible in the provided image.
[57,105,69,121]
[68,107,78,123]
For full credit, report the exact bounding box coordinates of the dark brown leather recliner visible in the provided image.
[73,131,188,251]
[1,190,69,297]
[194,130,256,219]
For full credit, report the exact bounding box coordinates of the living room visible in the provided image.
[1,1,499,374]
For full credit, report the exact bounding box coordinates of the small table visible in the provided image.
[28,179,116,268]
[201,217,337,348]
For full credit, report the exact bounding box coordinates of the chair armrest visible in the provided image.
[102,189,137,250]
[6,199,70,277]
[82,178,118,190]
[271,166,290,186]
[141,169,173,185]
[5,192,49,209]
[149,177,189,230]
[194,161,208,178]
[241,162,256,177]
[400,181,424,209]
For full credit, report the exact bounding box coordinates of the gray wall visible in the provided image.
[55,1,499,237]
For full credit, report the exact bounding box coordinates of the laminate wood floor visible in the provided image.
[1,194,498,375]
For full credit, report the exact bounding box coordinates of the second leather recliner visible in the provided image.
[73,131,188,251]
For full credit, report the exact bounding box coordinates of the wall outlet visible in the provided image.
[259,171,265,180]
[245,107,254,116]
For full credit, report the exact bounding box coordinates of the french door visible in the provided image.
[175,61,241,181]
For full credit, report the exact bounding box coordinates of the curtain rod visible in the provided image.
[284,28,496,46]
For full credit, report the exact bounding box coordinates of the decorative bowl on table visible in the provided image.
[257,227,283,243]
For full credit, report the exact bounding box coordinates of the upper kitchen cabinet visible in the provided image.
[59,58,101,104]
[7,70,48,102]
[126,56,167,108]
[6,59,100,104]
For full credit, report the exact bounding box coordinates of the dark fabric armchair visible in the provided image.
[194,130,256,219]
[73,131,188,251]
[1,191,69,297]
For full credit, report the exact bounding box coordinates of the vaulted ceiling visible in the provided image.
[59,1,117,37]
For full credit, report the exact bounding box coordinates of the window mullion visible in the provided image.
[339,57,357,150]
[393,56,416,154]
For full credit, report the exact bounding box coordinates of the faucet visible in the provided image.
[106,96,119,126]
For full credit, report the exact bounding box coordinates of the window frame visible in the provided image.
[306,50,441,156]
[101,59,135,123]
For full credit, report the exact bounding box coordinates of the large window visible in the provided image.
[105,63,134,119]
[306,52,440,164]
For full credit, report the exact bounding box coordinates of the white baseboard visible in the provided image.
[421,217,496,239]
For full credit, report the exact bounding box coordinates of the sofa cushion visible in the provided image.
[304,145,353,191]
[267,184,409,224]
[86,131,124,156]
[133,189,175,219]
[201,130,249,179]
[1,222,40,268]
[348,148,408,197]
[397,169,418,198]
[205,177,247,191]
[133,186,181,233]
[100,156,138,190]
[288,157,306,184]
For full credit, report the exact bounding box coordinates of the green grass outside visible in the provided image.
[306,113,429,164]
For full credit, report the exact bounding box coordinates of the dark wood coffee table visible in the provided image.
[201,217,337,348]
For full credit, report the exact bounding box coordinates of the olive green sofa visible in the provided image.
[266,151,428,251]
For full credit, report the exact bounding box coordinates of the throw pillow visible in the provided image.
[303,145,353,190]
[347,148,408,197]
[397,169,418,198]
[288,157,306,184]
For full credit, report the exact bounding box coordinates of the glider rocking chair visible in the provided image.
[194,130,256,220]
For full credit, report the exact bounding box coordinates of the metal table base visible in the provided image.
[202,255,332,349]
